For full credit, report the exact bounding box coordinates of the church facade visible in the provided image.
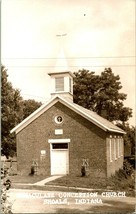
[11,71,125,178]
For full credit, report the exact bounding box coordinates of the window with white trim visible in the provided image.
[109,137,112,162]
[120,137,123,156]
[119,138,121,157]
[52,143,68,150]
[55,116,63,124]
[118,137,120,158]
[114,137,117,160]
[55,77,64,91]
[116,137,118,159]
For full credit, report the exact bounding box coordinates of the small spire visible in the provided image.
[54,48,69,72]
[55,32,68,72]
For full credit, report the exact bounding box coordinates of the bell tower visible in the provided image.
[48,71,74,101]
[49,33,74,101]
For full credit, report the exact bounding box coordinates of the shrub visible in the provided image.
[1,168,13,214]
[31,166,35,175]
[107,160,135,196]
[115,168,128,179]
[123,159,134,176]
[81,166,86,177]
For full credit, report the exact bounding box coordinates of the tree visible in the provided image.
[22,99,42,120]
[73,68,132,122]
[73,69,100,110]
[1,65,43,157]
[117,123,135,155]
[1,65,23,158]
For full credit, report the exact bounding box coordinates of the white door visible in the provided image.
[51,150,69,175]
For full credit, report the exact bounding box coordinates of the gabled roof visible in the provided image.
[11,95,126,134]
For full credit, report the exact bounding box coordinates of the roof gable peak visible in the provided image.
[11,95,125,135]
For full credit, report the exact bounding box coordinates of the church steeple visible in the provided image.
[48,71,74,101]
[48,34,74,101]
[54,48,69,72]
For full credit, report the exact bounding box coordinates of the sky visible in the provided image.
[1,0,135,126]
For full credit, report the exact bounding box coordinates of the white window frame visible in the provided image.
[117,137,120,158]
[120,137,123,156]
[48,139,70,143]
[109,137,112,162]
[114,136,117,160]
[55,115,63,124]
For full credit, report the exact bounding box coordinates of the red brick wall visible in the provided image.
[16,101,117,177]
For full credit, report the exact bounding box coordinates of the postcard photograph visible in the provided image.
[1,0,135,213]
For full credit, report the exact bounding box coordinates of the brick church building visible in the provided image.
[11,70,125,178]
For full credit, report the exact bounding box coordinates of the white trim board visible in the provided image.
[48,139,71,143]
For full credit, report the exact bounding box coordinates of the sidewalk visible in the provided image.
[33,175,63,186]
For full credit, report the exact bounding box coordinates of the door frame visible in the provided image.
[48,139,70,175]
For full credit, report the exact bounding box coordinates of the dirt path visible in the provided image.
[9,188,136,213]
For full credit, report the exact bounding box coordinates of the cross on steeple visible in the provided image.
[56,32,67,47]
[56,33,67,37]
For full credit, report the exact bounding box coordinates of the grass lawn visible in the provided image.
[47,174,135,197]
[9,175,48,184]
[9,170,135,197]
[47,175,107,189]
